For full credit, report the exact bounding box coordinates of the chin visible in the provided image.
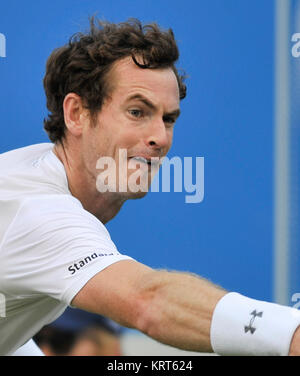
[123,189,149,200]
[131,191,148,199]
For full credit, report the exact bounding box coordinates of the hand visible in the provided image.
[289,325,300,356]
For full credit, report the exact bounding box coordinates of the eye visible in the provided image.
[128,109,143,118]
[163,116,176,126]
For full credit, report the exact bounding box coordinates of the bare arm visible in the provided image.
[71,260,226,353]
[72,260,300,354]
[289,326,300,356]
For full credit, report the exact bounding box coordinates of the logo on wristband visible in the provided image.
[244,310,263,334]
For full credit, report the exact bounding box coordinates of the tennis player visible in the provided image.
[0,17,299,356]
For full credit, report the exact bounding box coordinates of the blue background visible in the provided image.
[0,0,275,301]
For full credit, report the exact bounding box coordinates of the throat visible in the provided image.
[79,191,126,224]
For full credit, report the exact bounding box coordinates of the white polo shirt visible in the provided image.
[0,143,132,355]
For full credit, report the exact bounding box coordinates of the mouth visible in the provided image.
[129,156,160,167]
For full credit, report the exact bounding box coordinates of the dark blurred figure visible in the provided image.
[34,308,123,356]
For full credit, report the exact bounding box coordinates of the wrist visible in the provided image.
[210,292,300,356]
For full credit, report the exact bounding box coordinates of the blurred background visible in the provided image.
[0,0,299,355]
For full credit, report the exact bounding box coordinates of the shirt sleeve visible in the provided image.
[1,195,134,305]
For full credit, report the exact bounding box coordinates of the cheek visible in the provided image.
[166,130,174,151]
[115,129,140,149]
[89,119,116,157]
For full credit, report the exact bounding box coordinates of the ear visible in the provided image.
[63,93,88,137]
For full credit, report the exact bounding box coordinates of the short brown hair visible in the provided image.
[43,17,187,143]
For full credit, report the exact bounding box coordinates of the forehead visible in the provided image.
[107,56,180,107]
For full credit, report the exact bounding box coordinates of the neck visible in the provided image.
[53,142,126,224]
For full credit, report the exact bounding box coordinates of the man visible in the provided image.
[0,17,299,356]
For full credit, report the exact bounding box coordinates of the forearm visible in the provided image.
[72,260,300,355]
[137,270,226,353]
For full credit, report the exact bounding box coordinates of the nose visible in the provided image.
[145,119,171,151]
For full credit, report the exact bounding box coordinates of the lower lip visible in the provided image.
[129,159,160,173]
[130,158,150,165]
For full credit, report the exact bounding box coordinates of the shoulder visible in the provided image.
[6,194,112,247]
[0,143,53,170]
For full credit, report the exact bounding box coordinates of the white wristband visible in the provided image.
[210,292,300,356]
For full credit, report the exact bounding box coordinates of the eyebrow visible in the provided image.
[126,94,181,119]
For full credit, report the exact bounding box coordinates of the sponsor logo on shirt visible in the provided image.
[68,251,114,275]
